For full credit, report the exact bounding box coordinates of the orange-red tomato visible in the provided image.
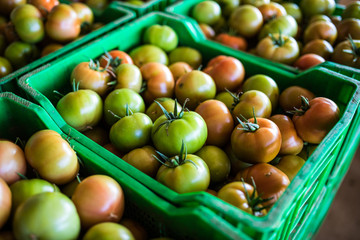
[294,53,325,70]
[195,99,234,147]
[99,50,133,69]
[279,86,315,112]
[72,175,125,229]
[168,61,192,82]
[269,114,303,155]
[203,55,245,92]
[258,2,287,22]
[199,23,215,39]
[214,33,248,51]
[29,0,59,16]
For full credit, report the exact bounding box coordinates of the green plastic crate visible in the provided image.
[165,0,348,75]
[0,2,135,95]
[0,92,248,240]
[114,0,178,16]
[18,12,360,239]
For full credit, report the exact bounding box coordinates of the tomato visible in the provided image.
[274,155,305,181]
[104,88,145,126]
[279,86,315,112]
[45,4,81,42]
[0,178,11,229]
[99,50,134,69]
[228,5,263,38]
[110,111,153,153]
[14,17,44,44]
[10,178,59,211]
[168,62,192,82]
[269,114,303,155]
[203,55,245,92]
[215,91,236,110]
[130,44,168,67]
[195,99,234,147]
[217,181,267,216]
[336,18,360,42]
[120,218,147,240]
[195,145,230,183]
[71,61,111,97]
[224,144,253,177]
[28,0,59,16]
[297,143,318,160]
[61,177,81,198]
[83,126,109,146]
[151,100,207,156]
[301,39,334,60]
[175,70,216,110]
[294,53,325,70]
[256,34,299,65]
[231,117,281,164]
[112,63,142,93]
[332,39,360,68]
[70,2,94,25]
[303,20,337,45]
[0,57,12,78]
[83,222,134,240]
[214,0,239,18]
[292,97,340,144]
[192,0,222,25]
[145,97,182,123]
[40,43,62,57]
[0,0,26,16]
[300,0,335,18]
[242,74,279,110]
[4,41,39,69]
[13,192,80,239]
[258,15,298,40]
[0,140,26,185]
[56,89,103,132]
[342,1,360,19]
[143,24,178,52]
[232,90,272,120]
[122,145,160,178]
[214,33,248,51]
[169,46,202,69]
[199,23,216,39]
[258,2,287,23]
[156,143,210,193]
[85,0,107,12]
[242,0,269,7]
[281,2,302,24]
[24,130,79,185]
[72,175,125,228]
[10,4,42,23]
[235,163,290,206]
[140,62,175,104]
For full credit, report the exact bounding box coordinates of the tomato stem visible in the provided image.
[225,88,242,110]
[343,34,360,62]
[236,108,260,132]
[287,95,310,116]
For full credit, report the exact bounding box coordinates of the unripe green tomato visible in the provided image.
[109,112,153,153]
[215,91,236,110]
[130,44,169,67]
[229,5,263,38]
[258,15,298,40]
[83,222,135,240]
[281,2,302,24]
[0,57,13,77]
[342,1,360,19]
[143,24,178,52]
[300,0,335,18]
[14,17,44,44]
[114,63,142,93]
[145,97,182,123]
[4,41,39,69]
[274,155,305,181]
[56,89,103,132]
[169,46,202,69]
[192,1,222,25]
[10,4,42,24]
[242,0,269,7]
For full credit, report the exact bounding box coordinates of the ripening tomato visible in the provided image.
[269,114,303,155]
[203,55,245,92]
[24,130,79,185]
[292,97,340,144]
[195,99,234,147]
[332,39,360,68]
[235,163,290,206]
[301,39,334,60]
[258,2,287,23]
[229,5,263,38]
[0,140,26,185]
[303,20,337,45]
[199,23,215,39]
[168,62,192,82]
[99,50,133,70]
[83,222,135,240]
[279,86,315,112]
[28,0,59,16]
[40,43,63,57]
[72,175,125,229]
[0,178,11,229]
[70,2,94,25]
[294,54,325,70]
[231,117,281,164]
[214,33,248,51]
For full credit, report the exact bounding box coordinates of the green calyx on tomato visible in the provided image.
[342,35,360,62]
[240,177,272,214]
[287,95,310,116]
[236,114,260,132]
[101,50,123,70]
[225,88,242,110]
[154,140,196,168]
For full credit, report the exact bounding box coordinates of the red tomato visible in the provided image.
[294,53,325,70]
[214,33,248,51]
[99,50,133,70]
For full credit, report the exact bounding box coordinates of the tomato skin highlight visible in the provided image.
[0,178,11,229]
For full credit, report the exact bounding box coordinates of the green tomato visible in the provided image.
[215,0,240,18]
[274,155,305,181]
[156,154,210,193]
[232,90,272,120]
[242,0,269,7]
[300,0,335,18]
[104,88,145,126]
[229,5,263,38]
[0,56,13,78]
[143,24,178,52]
[10,179,59,211]
[151,110,207,157]
[114,63,142,93]
[242,74,279,110]
[169,46,202,69]
[14,17,44,44]
[192,0,222,25]
[56,89,103,132]
[110,112,153,153]
[281,2,303,24]
[10,4,42,24]
[83,222,135,240]
[215,91,235,110]
[146,97,182,123]
[13,192,81,240]
[195,145,230,184]
[258,15,298,40]
[129,44,168,67]
[342,1,360,19]
[4,41,38,69]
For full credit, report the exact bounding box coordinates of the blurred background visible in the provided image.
[316,1,360,238]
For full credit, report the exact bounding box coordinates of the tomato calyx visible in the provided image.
[269,32,288,47]
[154,140,197,168]
[108,104,133,120]
[287,96,310,116]
[343,35,360,62]
[242,177,272,215]
[101,51,123,69]
[236,109,260,132]
[153,98,189,134]
[225,88,242,110]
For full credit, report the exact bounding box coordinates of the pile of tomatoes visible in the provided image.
[0,129,175,239]
[52,22,340,216]
[190,0,360,70]
[0,0,104,78]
